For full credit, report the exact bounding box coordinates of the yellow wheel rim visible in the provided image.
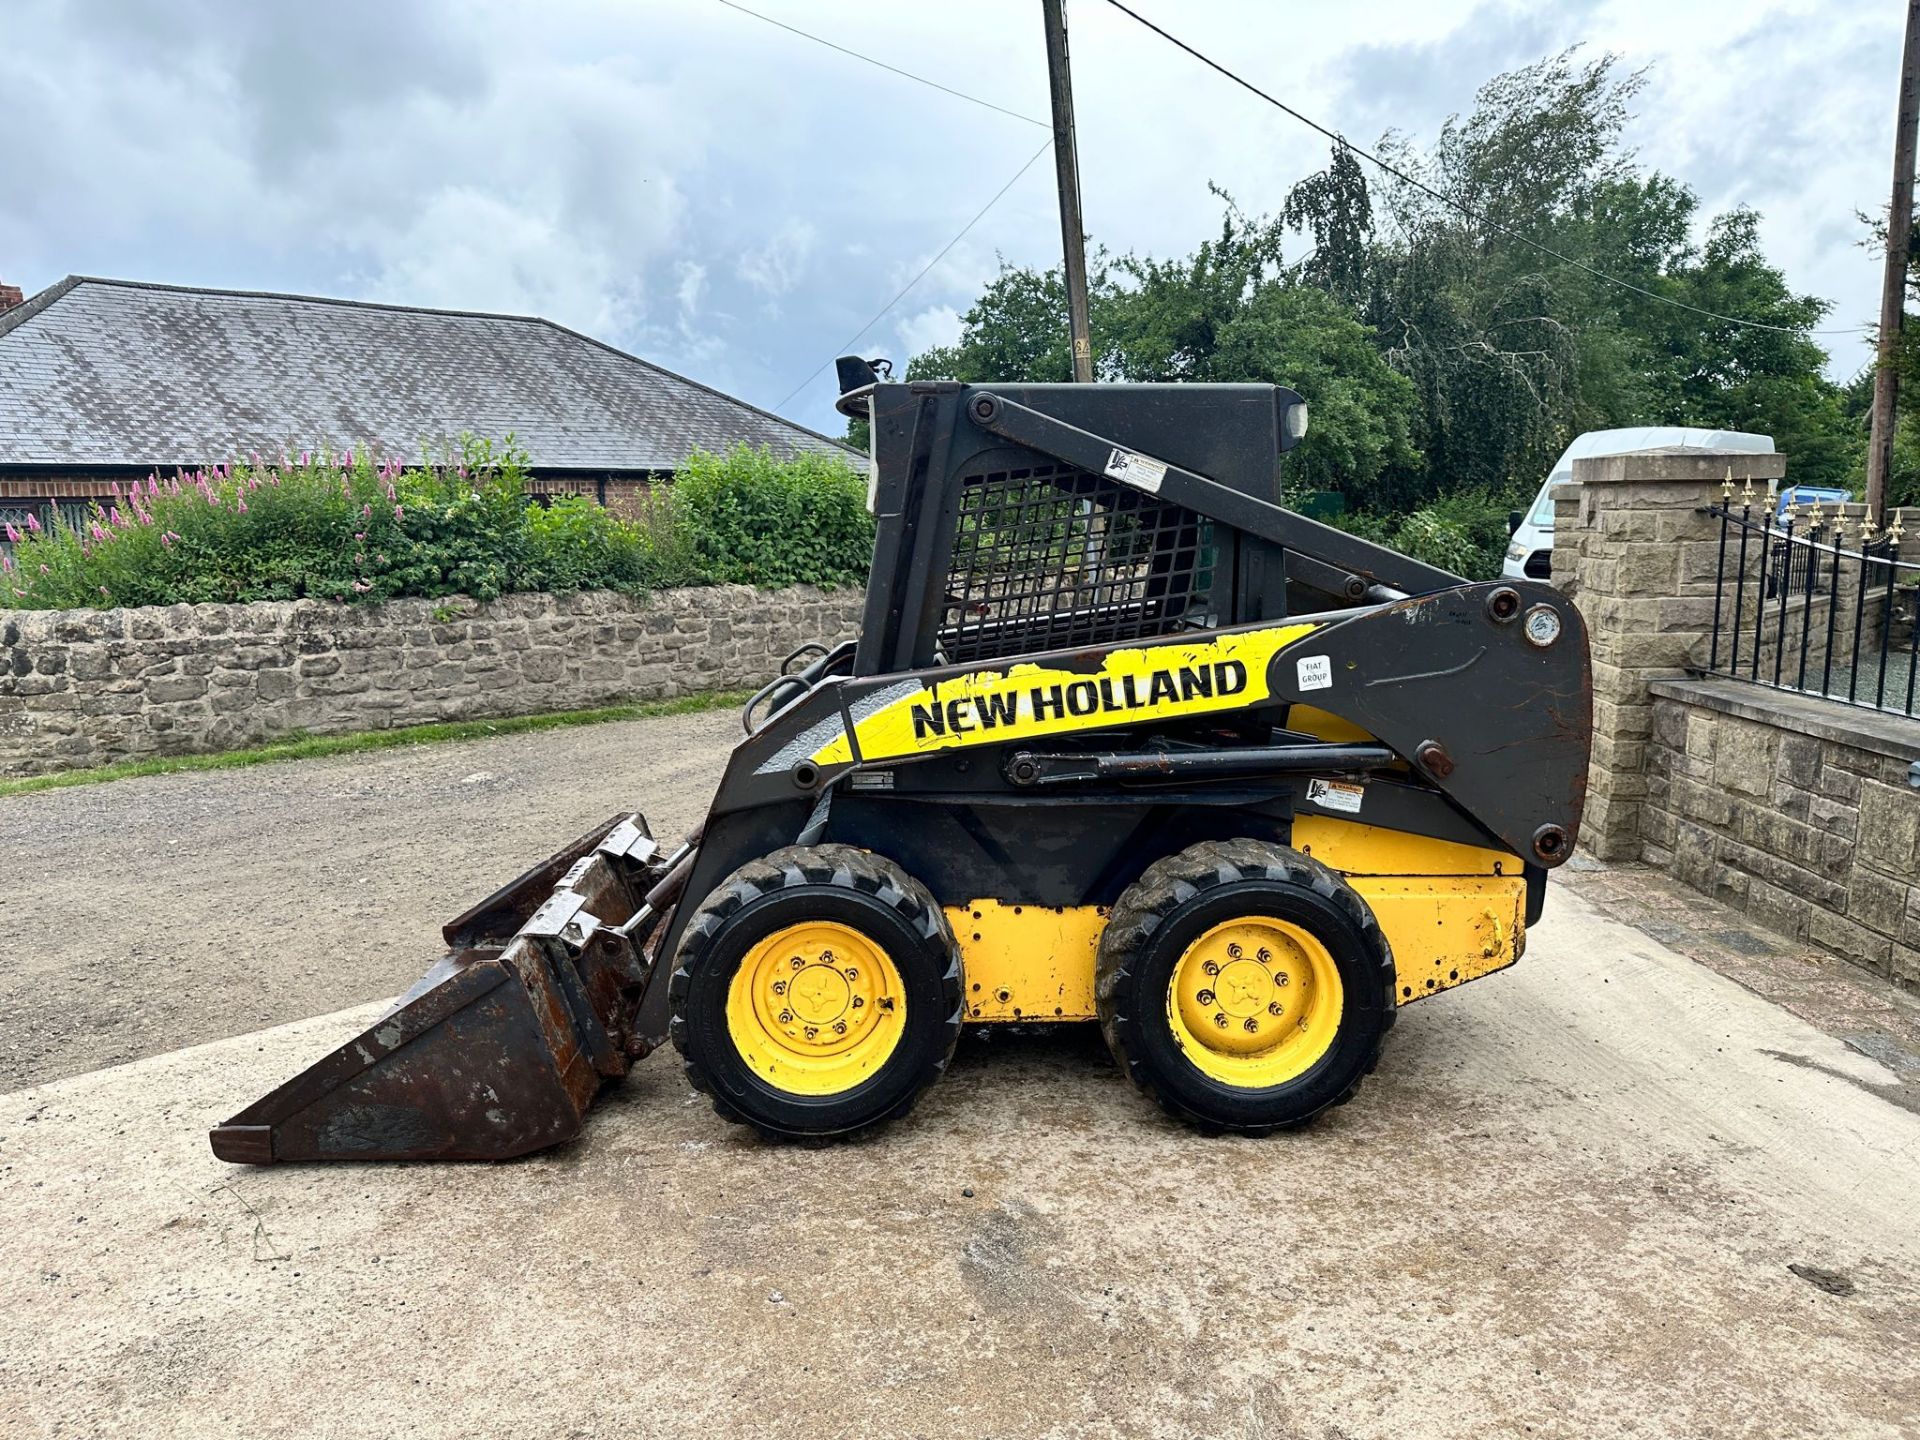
[1165,916,1343,1088]
[726,921,906,1096]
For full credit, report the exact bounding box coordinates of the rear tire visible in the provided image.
[669,844,963,1141]
[1096,839,1394,1134]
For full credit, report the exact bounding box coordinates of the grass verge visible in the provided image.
[0,688,751,800]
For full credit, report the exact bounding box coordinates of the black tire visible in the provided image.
[1096,838,1395,1134]
[668,844,964,1141]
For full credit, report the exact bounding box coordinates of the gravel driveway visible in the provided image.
[0,709,740,1091]
[3,710,1918,1438]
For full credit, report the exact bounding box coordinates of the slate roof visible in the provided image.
[0,276,854,471]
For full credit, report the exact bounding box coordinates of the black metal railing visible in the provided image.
[1704,490,1917,717]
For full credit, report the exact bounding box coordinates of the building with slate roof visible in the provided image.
[0,275,854,538]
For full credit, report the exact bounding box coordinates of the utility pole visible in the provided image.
[1868,0,1920,521]
[1042,0,1094,382]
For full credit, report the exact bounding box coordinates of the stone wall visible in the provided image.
[1551,445,1920,990]
[1643,678,1919,988]
[0,584,865,777]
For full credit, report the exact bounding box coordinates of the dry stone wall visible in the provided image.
[0,585,865,778]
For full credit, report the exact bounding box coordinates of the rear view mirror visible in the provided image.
[1508,510,1524,536]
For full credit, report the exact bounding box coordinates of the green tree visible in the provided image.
[913,210,1421,507]
[905,46,1856,522]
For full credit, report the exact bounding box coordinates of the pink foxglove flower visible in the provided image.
[236,498,248,514]
[3,522,18,543]
[352,579,373,594]
[26,511,41,532]
[394,505,404,521]
[109,507,124,527]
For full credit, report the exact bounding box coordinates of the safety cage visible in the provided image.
[937,458,1218,664]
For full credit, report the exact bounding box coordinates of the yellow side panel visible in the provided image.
[1286,703,1376,744]
[1351,875,1527,1004]
[947,838,1528,1024]
[1291,816,1515,877]
[815,623,1321,765]
[947,901,1104,1022]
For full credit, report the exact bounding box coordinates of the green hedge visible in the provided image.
[0,440,872,610]
[1332,487,1526,582]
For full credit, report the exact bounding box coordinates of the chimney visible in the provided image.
[0,281,22,313]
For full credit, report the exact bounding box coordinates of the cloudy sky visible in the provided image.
[1,0,1901,438]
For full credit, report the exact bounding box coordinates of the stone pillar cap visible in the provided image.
[1569,447,1787,485]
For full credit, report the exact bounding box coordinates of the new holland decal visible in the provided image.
[810,623,1322,766]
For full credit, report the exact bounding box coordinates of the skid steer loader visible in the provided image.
[210,361,1590,1163]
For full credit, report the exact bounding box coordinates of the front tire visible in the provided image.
[669,844,963,1140]
[1096,839,1394,1134]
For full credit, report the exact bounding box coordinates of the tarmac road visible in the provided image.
[3,711,1919,1438]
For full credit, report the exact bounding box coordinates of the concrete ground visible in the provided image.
[4,714,1920,1439]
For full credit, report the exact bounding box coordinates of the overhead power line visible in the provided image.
[775,138,1055,412]
[1100,0,1871,337]
[712,0,1048,129]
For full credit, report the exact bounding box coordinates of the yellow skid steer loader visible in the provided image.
[211,362,1589,1162]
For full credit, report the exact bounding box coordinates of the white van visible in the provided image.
[1502,427,1776,581]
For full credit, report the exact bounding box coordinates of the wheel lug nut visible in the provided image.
[844,966,858,981]
[804,1025,819,1040]
[1268,1001,1283,1016]
[820,949,835,962]
[832,1020,848,1035]
[790,957,804,970]
[1226,943,1243,959]
[1213,1012,1228,1028]
[1243,1017,1260,1033]
[1202,960,1219,976]
[1274,973,1290,987]
[1257,948,1272,963]
[1196,988,1216,1006]
[851,996,865,1009]
[778,1009,793,1024]
[772,979,787,995]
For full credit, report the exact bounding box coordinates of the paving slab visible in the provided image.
[4,887,1918,1440]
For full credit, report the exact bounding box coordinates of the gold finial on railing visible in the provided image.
[1859,514,1878,545]
[1741,474,1756,504]
[1721,467,1735,500]
[1783,493,1801,526]
[1888,512,1907,545]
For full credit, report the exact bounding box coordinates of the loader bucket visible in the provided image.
[209,814,684,1164]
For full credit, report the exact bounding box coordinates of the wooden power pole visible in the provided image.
[1868,0,1920,520]
[1042,0,1095,382]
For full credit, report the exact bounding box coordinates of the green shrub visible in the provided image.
[669,444,874,588]
[1330,486,1525,582]
[0,439,873,610]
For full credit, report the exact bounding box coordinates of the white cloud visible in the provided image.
[895,303,963,358]
[2,0,1901,433]
[738,220,821,299]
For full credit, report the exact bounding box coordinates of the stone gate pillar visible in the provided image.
[1550,447,1789,859]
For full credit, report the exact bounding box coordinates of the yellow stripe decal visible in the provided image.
[813,623,1321,765]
